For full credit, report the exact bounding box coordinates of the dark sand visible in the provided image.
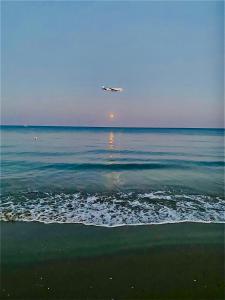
[1,222,224,299]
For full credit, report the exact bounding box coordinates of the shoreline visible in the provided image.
[1,222,224,299]
[1,219,225,228]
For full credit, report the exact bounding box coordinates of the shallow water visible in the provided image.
[1,126,224,226]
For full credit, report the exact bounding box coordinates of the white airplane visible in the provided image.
[101,86,123,92]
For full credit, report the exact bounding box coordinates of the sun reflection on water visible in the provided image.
[106,131,121,189]
[108,132,115,151]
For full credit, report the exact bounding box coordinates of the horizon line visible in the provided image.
[1,124,224,130]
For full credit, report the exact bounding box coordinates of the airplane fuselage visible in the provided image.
[102,86,123,92]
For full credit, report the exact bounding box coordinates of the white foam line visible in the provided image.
[1,218,225,228]
[1,191,224,227]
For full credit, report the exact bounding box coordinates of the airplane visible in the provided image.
[101,86,123,92]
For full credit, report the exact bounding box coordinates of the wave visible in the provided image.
[2,160,224,172]
[2,149,223,161]
[41,161,224,171]
[1,191,224,227]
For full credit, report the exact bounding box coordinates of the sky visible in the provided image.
[1,0,224,128]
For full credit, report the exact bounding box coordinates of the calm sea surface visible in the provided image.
[1,126,224,226]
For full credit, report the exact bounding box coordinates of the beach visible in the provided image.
[1,222,224,299]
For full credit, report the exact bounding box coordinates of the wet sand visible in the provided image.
[1,222,224,299]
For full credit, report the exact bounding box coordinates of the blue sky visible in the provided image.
[1,1,224,127]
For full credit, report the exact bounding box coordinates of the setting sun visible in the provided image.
[108,113,115,120]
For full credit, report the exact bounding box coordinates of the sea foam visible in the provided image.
[0,191,224,227]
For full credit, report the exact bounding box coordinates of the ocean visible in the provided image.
[1,126,224,227]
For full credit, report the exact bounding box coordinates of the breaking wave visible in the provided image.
[1,191,224,227]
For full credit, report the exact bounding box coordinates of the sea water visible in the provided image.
[1,126,224,226]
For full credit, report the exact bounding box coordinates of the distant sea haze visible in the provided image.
[1,126,224,226]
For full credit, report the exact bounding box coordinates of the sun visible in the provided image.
[108,113,115,120]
